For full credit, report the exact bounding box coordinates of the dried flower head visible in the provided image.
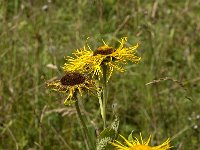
[112,133,171,150]
[63,37,141,80]
[47,72,96,105]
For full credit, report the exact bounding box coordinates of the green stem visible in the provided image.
[74,99,94,149]
[96,81,103,121]
[102,64,108,129]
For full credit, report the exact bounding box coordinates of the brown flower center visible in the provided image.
[93,46,115,56]
[60,72,86,86]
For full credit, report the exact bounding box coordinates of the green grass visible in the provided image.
[1,0,200,149]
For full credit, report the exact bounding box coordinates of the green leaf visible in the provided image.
[128,130,135,141]
[96,117,119,150]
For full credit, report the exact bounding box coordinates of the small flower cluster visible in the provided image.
[47,37,141,105]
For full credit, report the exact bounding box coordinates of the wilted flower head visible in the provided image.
[63,37,141,80]
[112,133,171,150]
[47,72,96,105]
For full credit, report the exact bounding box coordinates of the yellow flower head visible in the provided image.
[47,72,95,105]
[63,37,141,80]
[112,133,171,150]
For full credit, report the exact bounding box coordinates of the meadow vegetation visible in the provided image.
[0,0,200,149]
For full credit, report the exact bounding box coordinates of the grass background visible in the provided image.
[1,0,200,149]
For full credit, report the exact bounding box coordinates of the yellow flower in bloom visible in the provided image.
[63,37,141,80]
[47,72,96,105]
[112,134,171,150]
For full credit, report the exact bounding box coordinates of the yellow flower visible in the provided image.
[112,133,171,150]
[47,72,96,105]
[63,37,141,80]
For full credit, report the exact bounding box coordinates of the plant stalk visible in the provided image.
[102,64,108,129]
[74,98,94,149]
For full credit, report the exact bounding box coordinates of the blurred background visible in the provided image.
[0,0,200,149]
